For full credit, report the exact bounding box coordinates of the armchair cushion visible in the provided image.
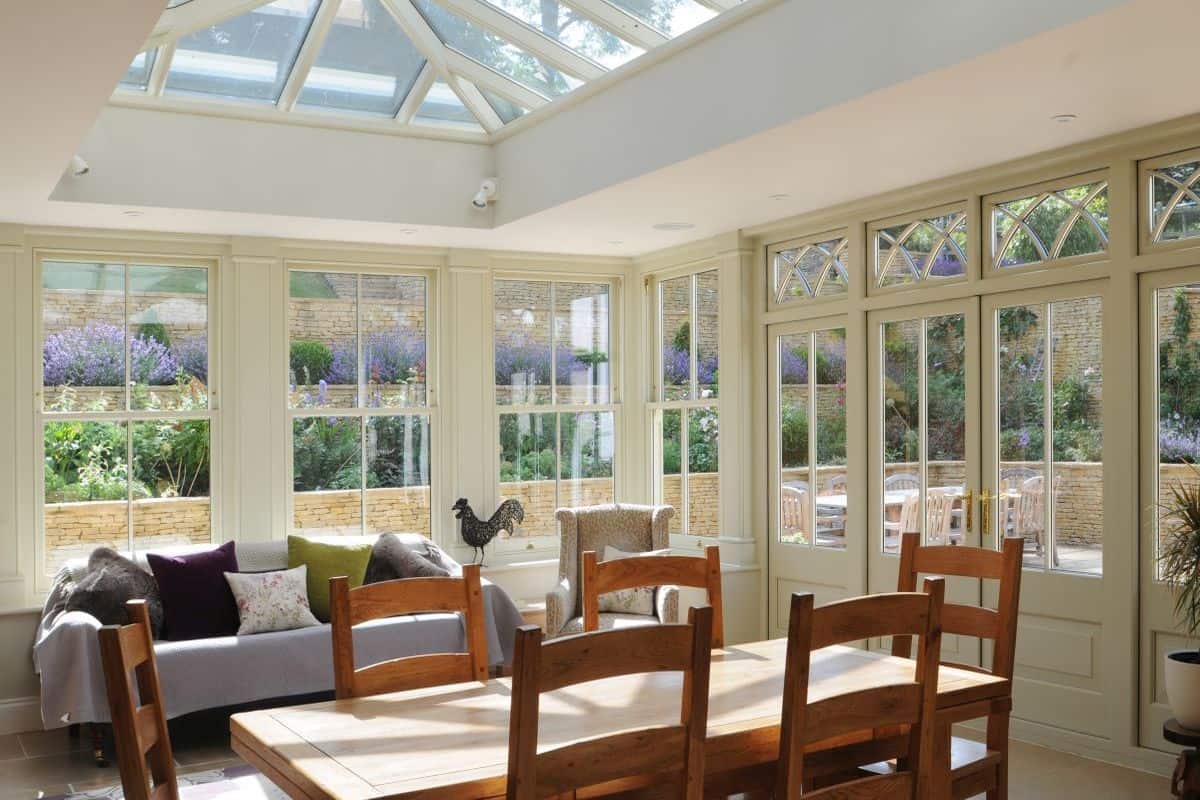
[596,545,669,615]
[559,613,661,636]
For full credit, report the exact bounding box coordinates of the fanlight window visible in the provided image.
[772,236,849,305]
[874,211,968,289]
[992,180,1109,269]
[1149,158,1200,244]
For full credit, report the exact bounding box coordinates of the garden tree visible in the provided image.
[996,183,1109,266]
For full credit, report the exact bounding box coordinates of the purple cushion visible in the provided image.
[148,541,240,640]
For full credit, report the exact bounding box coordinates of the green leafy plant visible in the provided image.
[290,340,333,385]
[137,322,172,349]
[1161,464,1200,649]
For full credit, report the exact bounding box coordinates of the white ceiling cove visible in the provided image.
[9,0,1199,256]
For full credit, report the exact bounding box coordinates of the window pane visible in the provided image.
[43,421,129,576]
[132,420,211,552]
[778,333,810,545]
[993,181,1109,268]
[480,0,643,68]
[166,0,320,103]
[495,280,552,405]
[875,211,968,288]
[297,0,426,116]
[605,0,716,37]
[997,304,1046,569]
[498,412,556,536]
[366,415,431,536]
[773,237,848,304]
[42,261,126,413]
[697,270,719,399]
[414,80,483,130]
[688,407,719,536]
[1050,297,1103,575]
[412,0,580,98]
[925,315,965,546]
[292,416,363,535]
[559,411,614,508]
[121,50,156,90]
[1157,285,1200,579]
[662,408,683,535]
[1151,159,1200,243]
[814,329,847,550]
[480,87,526,124]
[361,274,427,408]
[882,319,921,555]
[554,282,610,404]
[289,271,357,409]
[660,275,691,401]
[128,265,209,411]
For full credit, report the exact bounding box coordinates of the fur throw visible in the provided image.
[364,534,452,583]
[64,548,165,638]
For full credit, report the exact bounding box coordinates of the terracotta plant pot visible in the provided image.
[1166,650,1200,729]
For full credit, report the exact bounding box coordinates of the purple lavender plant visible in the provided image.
[170,335,208,383]
[43,322,180,387]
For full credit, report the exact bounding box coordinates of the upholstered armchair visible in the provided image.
[544,503,678,638]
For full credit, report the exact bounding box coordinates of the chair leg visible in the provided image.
[91,723,108,767]
[985,711,1010,800]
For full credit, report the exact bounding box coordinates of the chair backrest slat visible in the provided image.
[98,600,179,800]
[776,579,944,800]
[506,605,714,800]
[330,563,489,699]
[582,545,724,648]
[893,532,1023,679]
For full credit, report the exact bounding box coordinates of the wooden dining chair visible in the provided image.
[98,599,179,800]
[505,604,714,799]
[329,563,489,699]
[581,544,724,648]
[890,532,1023,800]
[775,578,945,799]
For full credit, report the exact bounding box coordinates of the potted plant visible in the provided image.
[1161,466,1200,729]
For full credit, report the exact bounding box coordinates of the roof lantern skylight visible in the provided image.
[120,0,744,140]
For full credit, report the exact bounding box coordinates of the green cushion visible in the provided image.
[287,536,373,622]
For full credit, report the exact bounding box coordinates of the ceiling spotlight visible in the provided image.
[69,155,90,177]
[1051,113,1078,124]
[608,240,624,245]
[768,193,791,200]
[652,222,694,231]
[398,228,418,235]
[472,178,498,210]
[121,210,144,218]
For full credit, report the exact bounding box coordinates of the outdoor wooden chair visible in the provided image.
[887,532,1024,800]
[781,485,811,543]
[505,605,714,799]
[582,544,724,648]
[884,473,920,492]
[774,578,946,799]
[925,488,957,546]
[329,563,489,699]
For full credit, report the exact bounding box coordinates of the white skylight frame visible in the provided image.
[113,0,757,143]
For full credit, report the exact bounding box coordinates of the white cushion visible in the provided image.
[596,546,669,616]
[224,565,321,635]
[561,612,662,636]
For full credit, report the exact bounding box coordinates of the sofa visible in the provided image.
[33,536,523,730]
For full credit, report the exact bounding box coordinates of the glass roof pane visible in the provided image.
[296,0,426,116]
[413,80,484,131]
[412,0,580,98]
[606,0,717,37]
[120,50,156,91]
[479,0,643,69]
[166,0,195,7]
[165,0,320,103]
[480,87,526,124]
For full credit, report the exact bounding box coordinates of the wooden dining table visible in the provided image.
[231,637,1008,800]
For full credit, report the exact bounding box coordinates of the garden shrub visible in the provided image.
[137,322,171,349]
[290,340,333,385]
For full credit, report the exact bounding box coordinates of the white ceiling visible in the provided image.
[5,0,1198,256]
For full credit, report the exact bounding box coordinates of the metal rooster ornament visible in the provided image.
[452,498,524,565]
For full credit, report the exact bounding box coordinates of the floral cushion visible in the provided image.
[224,565,321,636]
[561,612,661,636]
[596,546,668,616]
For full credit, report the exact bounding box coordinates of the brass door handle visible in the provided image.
[963,488,974,533]
[980,489,993,540]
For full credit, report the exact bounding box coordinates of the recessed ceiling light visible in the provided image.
[768,193,791,200]
[398,228,418,235]
[652,222,694,231]
[1051,113,1077,124]
[121,210,144,217]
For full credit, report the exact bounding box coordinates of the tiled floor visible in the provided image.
[0,718,1173,800]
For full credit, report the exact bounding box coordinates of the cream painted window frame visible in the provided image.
[490,272,623,557]
[766,228,850,313]
[284,261,440,542]
[983,169,1111,279]
[867,201,970,297]
[32,250,221,593]
[648,263,721,543]
[1139,146,1200,256]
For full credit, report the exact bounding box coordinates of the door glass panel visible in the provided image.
[778,333,810,545]
[997,304,1047,568]
[926,315,966,545]
[814,329,847,550]
[882,319,922,554]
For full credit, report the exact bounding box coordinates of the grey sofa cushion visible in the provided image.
[364,534,451,583]
[64,548,165,638]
